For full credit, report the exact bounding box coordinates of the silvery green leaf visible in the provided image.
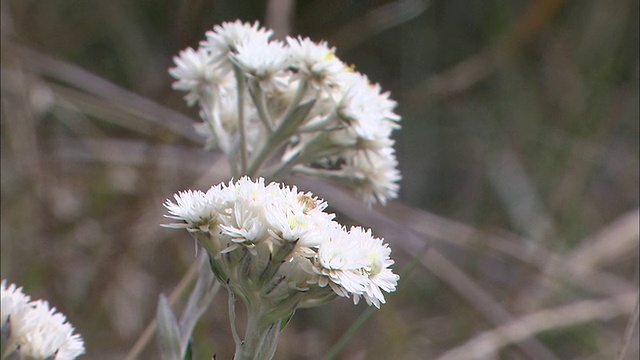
[280,310,296,330]
[183,340,194,360]
[156,294,182,360]
[247,97,317,175]
[178,253,219,355]
[276,98,316,141]
[270,240,297,266]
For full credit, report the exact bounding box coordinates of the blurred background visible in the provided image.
[1,0,638,359]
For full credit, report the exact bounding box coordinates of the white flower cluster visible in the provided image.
[170,21,401,206]
[1,280,85,360]
[164,177,399,308]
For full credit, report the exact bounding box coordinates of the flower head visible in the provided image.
[346,227,399,308]
[313,226,369,297]
[335,72,400,141]
[163,177,399,308]
[200,20,273,73]
[163,189,218,231]
[1,280,31,326]
[169,47,218,105]
[310,226,399,307]
[344,148,402,206]
[170,21,402,206]
[1,280,85,360]
[232,38,290,90]
[286,36,345,89]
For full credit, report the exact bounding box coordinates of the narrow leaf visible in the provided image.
[178,253,220,354]
[183,340,194,360]
[156,294,183,360]
[276,98,316,140]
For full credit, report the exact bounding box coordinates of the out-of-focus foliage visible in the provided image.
[1,0,638,359]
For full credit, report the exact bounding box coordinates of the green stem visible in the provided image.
[233,65,248,173]
[228,291,242,349]
[234,306,283,360]
[250,81,274,133]
[291,166,361,187]
[280,78,309,126]
[247,79,310,176]
[268,132,329,180]
[298,112,339,133]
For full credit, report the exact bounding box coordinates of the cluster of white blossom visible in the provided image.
[170,20,401,205]
[164,177,398,309]
[1,280,85,360]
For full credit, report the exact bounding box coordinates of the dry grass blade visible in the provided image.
[435,292,637,360]
[17,46,202,144]
[296,177,637,358]
[295,177,634,295]
[617,294,639,360]
[328,0,429,51]
[512,209,639,310]
[423,250,560,360]
[404,0,565,104]
[295,177,560,359]
[570,209,640,270]
[379,201,635,296]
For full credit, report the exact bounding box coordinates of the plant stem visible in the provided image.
[228,291,242,348]
[247,79,310,176]
[233,65,248,173]
[250,82,274,132]
[280,78,308,126]
[233,306,283,360]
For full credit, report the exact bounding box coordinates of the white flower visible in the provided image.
[1,280,85,360]
[218,201,269,249]
[164,177,399,310]
[221,176,280,210]
[265,190,336,247]
[169,21,402,208]
[286,36,345,89]
[54,332,86,360]
[279,255,316,291]
[196,87,244,154]
[1,279,31,326]
[347,227,399,308]
[169,47,218,106]
[313,226,369,297]
[163,189,217,230]
[344,147,401,206]
[309,226,399,307]
[328,121,395,152]
[200,20,273,73]
[232,38,290,89]
[335,72,400,141]
[16,301,85,360]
